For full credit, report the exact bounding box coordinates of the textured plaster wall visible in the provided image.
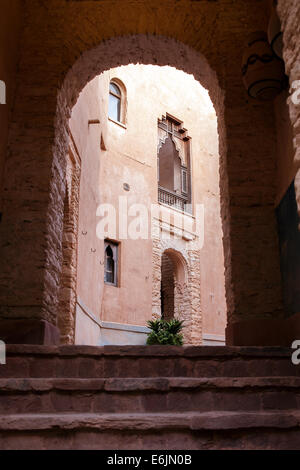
[161,254,175,321]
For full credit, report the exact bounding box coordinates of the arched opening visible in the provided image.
[160,247,196,337]
[58,51,227,346]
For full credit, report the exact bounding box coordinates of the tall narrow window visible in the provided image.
[157,114,192,213]
[108,82,121,122]
[104,240,119,286]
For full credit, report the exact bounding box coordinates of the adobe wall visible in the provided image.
[161,254,175,322]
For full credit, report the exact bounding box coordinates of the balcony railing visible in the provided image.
[158,186,191,214]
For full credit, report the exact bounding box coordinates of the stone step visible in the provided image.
[0,411,300,449]
[1,345,297,378]
[0,377,298,414]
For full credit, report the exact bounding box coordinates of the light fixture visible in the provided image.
[242,31,286,101]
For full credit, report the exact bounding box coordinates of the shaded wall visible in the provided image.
[0,0,23,213]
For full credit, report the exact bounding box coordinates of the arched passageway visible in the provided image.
[0,0,298,346]
[161,248,188,324]
[160,248,199,343]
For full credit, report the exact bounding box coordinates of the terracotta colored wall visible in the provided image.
[69,79,104,326]
[0,0,22,212]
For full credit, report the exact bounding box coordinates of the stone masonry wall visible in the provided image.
[153,233,202,345]
[57,137,81,344]
[277,1,300,214]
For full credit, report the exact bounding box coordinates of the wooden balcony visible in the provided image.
[158,186,191,214]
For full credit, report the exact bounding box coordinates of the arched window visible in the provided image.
[158,136,181,193]
[104,240,119,286]
[105,246,114,284]
[108,81,122,122]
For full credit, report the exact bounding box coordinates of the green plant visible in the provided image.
[146,318,184,346]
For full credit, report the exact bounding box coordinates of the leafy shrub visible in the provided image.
[146,318,184,346]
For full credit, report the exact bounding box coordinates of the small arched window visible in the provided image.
[105,246,114,284]
[104,240,119,286]
[108,81,122,123]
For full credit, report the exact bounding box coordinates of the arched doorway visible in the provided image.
[161,249,188,322]
[160,248,198,343]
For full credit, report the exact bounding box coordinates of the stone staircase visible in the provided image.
[0,345,299,449]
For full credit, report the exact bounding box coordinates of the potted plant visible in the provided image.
[146,318,184,346]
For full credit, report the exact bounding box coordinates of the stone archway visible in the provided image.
[1,0,294,345]
[57,135,81,344]
[157,242,201,345]
[161,249,188,324]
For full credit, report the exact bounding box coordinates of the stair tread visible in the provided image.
[1,410,300,431]
[5,344,293,358]
[1,376,300,392]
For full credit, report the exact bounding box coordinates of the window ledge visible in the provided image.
[108,117,127,129]
[104,281,119,288]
